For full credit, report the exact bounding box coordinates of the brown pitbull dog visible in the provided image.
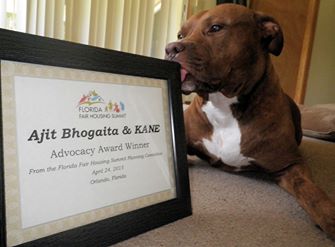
[165,3,335,239]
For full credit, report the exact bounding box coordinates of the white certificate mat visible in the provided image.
[1,61,176,246]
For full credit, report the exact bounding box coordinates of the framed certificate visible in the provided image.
[0,29,191,246]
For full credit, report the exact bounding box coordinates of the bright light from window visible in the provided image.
[154,0,161,14]
[6,0,15,13]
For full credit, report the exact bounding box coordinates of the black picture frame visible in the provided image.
[0,28,191,246]
[216,0,247,6]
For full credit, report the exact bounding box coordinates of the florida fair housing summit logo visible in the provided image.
[77,90,126,119]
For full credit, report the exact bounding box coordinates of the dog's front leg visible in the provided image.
[275,163,335,239]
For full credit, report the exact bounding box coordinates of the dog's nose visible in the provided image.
[165,42,185,60]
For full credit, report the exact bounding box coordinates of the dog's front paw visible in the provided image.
[318,204,335,240]
[187,155,199,166]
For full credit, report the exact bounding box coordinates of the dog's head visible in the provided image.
[165,4,283,97]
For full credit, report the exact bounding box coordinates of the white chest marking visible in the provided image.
[202,93,252,168]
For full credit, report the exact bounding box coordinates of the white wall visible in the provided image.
[304,0,335,106]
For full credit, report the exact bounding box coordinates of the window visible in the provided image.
[0,0,193,59]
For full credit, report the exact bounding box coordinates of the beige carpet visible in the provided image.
[115,137,335,247]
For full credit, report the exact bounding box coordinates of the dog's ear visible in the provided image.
[255,12,284,56]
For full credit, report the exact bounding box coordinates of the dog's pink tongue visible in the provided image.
[180,68,188,82]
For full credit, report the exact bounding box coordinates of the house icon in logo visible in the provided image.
[77,90,126,119]
[77,90,104,107]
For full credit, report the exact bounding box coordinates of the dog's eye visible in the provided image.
[177,33,183,40]
[208,24,223,33]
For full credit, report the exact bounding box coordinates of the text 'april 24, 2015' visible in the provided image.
[27,151,163,185]
[24,123,165,185]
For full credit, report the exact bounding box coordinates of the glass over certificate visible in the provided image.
[1,60,177,246]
